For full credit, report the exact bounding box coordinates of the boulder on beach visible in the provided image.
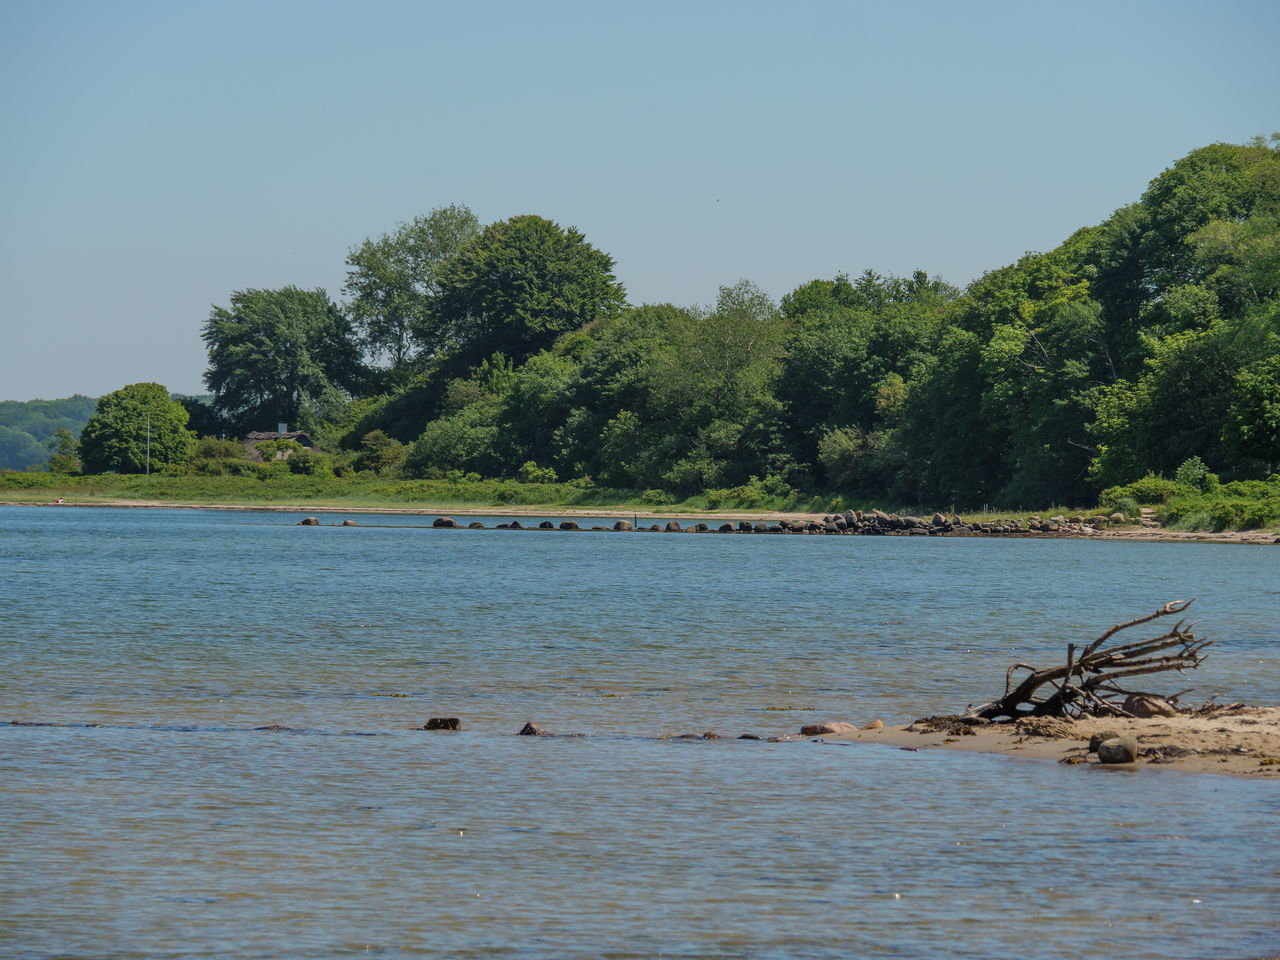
[801,721,858,736]
[1097,735,1139,764]
[1123,694,1179,718]
[1088,730,1122,752]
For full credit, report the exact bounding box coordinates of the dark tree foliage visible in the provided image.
[431,215,627,368]
[203,287,364,436]
[344,204,480,375]
[45,427,80,474]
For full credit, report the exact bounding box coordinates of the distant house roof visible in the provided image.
[246,430,314,447]
[243,430,316,462]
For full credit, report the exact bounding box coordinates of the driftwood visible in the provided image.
[962,600,1213,722]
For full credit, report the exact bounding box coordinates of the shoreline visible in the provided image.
[5,498,1279,544]
[824,706,1280,779]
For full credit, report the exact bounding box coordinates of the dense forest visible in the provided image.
[19,138,1280,516]
[0,396,97,471]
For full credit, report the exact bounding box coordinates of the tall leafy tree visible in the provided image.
[432,215,627,367]
[1223,352,1280,472]
[344,204,480,373]
[203,286,363,435]
[79,383,195,474]
[45,427,80,473]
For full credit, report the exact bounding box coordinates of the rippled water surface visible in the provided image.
[2,506,1278,959]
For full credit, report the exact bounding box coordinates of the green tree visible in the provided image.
[45,427,80,473]
[344,204,480,372]
[1223,354,1280,471]
[776,271,953,486]
[432,215,626,367]
[1088,315,1271,486]
[203,286,363,435]
[79,383,195,474]
[1137,139,1280,292]
[175,395,225,438]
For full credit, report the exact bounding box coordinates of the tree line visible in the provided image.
[53,137,1280,509]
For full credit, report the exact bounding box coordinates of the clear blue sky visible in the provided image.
[1,0,1277,401]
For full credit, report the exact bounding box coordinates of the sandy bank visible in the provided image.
[822,705,1280,779]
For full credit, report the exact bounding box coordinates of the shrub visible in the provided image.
[287,448,334,478]
[356,430,406,474]
[1174,456,1219,493]
[641,488,674,505]
[1102,474,1187,505]
[518,461,558,484]
[256,461,292,481]
[817,425,864,488]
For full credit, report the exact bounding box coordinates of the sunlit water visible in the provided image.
[2,506,1278,959]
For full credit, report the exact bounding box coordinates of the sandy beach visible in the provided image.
[818,705,1280,779]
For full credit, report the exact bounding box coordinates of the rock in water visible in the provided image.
[298,516,319,526]
[423,717,460,731]
[1097,735,1139,764]
[518,722,550,736]
[432,517,457,528]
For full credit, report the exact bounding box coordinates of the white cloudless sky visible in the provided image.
[1,0,1277,401]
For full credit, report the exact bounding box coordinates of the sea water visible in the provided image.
[1,506,1277,959]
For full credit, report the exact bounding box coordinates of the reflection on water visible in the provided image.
[1,507,1278,959]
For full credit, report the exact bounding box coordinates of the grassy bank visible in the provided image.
[1100,475,1280,533]
[12,469,1277,535]
[0,470,850,515]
